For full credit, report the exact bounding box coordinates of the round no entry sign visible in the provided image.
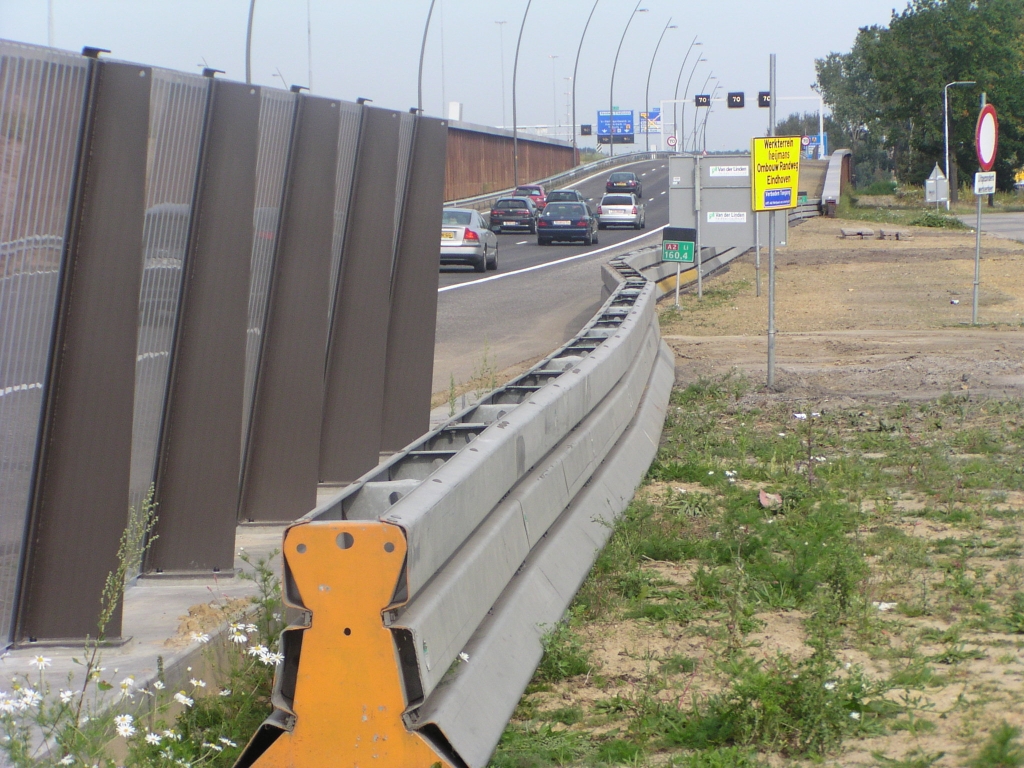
[976,104,998,171]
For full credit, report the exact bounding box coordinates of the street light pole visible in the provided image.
[512,0,534,186]
[549,54,559,131]
[670,37,701,150]
[496,21,507,127]
[571,0,600,162]
[690,73,715,151]
[699,83,720,152]
[245,0,257,84]
[644,18,676,151]
[944,79,976,210]
[609,3,648,157]
[417,0,438,113]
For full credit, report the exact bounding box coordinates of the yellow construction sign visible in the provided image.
[751,136,801,211]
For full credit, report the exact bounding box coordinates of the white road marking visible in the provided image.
[641,172,647,176]
[439,226,667,293]
[515,240,528,245]
[660,190,667,195]
[565,158,661,191]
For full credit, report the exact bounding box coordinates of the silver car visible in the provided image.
[597,193,645,230]
[440,208,499,272]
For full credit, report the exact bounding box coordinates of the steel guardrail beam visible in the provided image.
[235,248,672,768]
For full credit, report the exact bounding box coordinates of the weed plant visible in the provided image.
[492,378,1024,766]
[0,489,283,768]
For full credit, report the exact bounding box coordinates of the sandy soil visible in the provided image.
[659,216,1024,401]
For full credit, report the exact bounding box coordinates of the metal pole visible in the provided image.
[690,72,714,151]
[496,21,507,128]
[671,37,701,148]
[571,0,600,162]
[944,83,950,211]
[512,0,533,186]
[609,2,646,158]
[696,154,703,299]
[679,56,706,150]
[755,211,761,297]
[674,262,681,307]
[549,54,559,129]
[767,54,777,389]
[644,18,675,152]
[245,0,256,84]
[944,80,977,210]
[973,91,986,325]
[817,94,824,158]
[417,0,438,113]
[306,0,313,91]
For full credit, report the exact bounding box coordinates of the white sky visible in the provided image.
[0,0,907,151]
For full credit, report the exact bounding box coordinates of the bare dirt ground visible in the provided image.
[497,215,1024,768]
[659,215,1024,402]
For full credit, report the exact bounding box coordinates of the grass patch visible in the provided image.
[493,379,1024,766]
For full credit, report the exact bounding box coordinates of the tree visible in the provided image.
[815,0,1024,190]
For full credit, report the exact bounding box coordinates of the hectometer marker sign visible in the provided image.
[662,227,696,263]
[751,136,801,211]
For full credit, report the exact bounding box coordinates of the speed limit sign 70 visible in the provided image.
[976,104,998,172]
[666,135,677,148]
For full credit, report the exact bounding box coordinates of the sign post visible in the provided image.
[973,98,998,324]
[751,55,800,389]
[663,226,696,307]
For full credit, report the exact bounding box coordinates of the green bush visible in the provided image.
[908,210,969,229]
[857,180,898,195]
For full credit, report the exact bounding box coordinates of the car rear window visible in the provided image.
[602,195,634,205]
[546,191,577,202]
[442,211,473,226]
[545,203,584,217]
[609,173,634,182]
[495,199,529,210]
[515,187,540,196]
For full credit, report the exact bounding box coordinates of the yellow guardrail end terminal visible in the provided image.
[250,521,451,768]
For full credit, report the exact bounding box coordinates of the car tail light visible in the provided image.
[573,220,587,227]
[597,206,603,214]
[490,210,499,217]
[538,219,548,227]
[631,206,638,214]
[463,228,479,241]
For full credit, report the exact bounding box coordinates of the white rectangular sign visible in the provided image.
[709,165,749,177]
[707,211,747,223]
[974,171,997,195]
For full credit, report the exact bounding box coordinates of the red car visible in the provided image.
[513,184,547,210]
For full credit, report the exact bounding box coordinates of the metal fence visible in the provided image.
[0,40,448,644]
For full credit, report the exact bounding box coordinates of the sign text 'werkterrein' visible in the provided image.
[751,136,801,211]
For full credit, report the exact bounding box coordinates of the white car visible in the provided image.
[440,208,499,272]
[597,193,645,230]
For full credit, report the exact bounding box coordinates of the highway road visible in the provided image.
[433,158,671,392]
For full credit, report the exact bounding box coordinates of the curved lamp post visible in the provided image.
[690,73,715,151]
[670,37,701,149]
[245,0,257,83]
[511,0,534,186]
[417,0,439,113]
[944,79,976,210]
[697,82,721,152]
[644,18,676,151]
[570,0,601,161]
[609,3,648,157]
[496,21,508,127]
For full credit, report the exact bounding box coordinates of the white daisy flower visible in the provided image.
[219,737,237,747]
[152,680,165,690]
[850,711,861,720]
[58,756,74,765]
[28,656,51,671]
[189,678,206,688]
[173,692,194,708]
[59,689,75,704]
[823,681,836,691]
[145,732,162,745]
[189,631,210,644]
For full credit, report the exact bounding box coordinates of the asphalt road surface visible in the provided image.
[433,158,670,392]
[959,211,1024,242]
